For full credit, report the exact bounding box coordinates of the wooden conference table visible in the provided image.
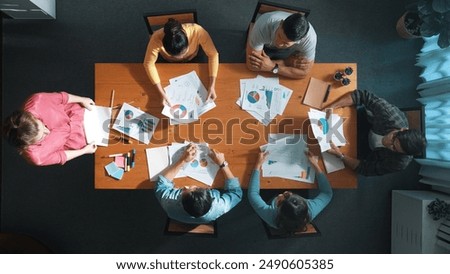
[94,63,357,189]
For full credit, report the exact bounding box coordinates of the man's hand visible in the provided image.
[324,93,354,110]
[249,50,275,72]
[326,142,343,157]
[209,149,226,166]
[182,143,197,163]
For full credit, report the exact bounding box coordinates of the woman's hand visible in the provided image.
[83,143,98,154]
[207,87,217,101]
[255,151,269,170]
[81,97,95,111]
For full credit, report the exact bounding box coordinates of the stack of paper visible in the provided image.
[260,134,315,184]
[145,142,219,186]
[237,75,292,126]
[308,109,346,152]
[112,103,160,145]
[162,71,216,125]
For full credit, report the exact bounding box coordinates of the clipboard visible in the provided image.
[302,77,331,109]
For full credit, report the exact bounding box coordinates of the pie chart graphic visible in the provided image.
[247,91,260,104]
[170,104,188,119]
[190,159,199,168]
[318,118,329,134]
[200,158,208,167]
[124,110,134,120]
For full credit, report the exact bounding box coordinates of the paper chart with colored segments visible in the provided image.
[183,143,219,186]
[260,134,316,184]
[146,142,219,186]
[237,75,292,126]
[169,70,216,117]
[112,103,159,145]
[161,84,198,120]
[308,109,346,152]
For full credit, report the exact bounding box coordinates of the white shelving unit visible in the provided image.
[391,190,450,253]
[1,0,55,19]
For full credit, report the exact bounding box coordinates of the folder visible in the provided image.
[302,77,330,109]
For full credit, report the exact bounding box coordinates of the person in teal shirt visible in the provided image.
[155,144,242,224]
[248,151,333,233]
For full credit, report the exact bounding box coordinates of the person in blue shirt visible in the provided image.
[248,151,333,233]
[155,143,242,224]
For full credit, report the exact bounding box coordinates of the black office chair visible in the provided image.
[262,220,320,239]
[164,218,217,237]
[246,0,311,44]
[143,9,197,35]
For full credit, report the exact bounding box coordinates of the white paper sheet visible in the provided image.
[308,109,346,152]
[321,151,345,174]
[146,146,170,181]
[238,76,292,126]
[84,105,112,146]
[261,135,315,183]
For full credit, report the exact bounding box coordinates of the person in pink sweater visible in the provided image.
[3,91,97,166]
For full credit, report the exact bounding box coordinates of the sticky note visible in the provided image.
[104,161,124,180]
[115,156,125,168]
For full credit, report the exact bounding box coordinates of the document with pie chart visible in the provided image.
[161,84,198,121]
[145,142,219,186]
[112,103,160,145]
[308,108,346,152]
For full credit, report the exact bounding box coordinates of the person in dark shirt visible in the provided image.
[326,89,426,176]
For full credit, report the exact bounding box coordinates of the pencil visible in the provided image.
[110,89,115,108]
[105,153,124,158]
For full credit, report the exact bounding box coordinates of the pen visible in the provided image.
[131,148,136,168]
[106,153,124,158]
[323,84,331,102]
[126,152,131,172]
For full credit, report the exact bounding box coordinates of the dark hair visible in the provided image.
[182,188,213,218]
[162,18,188,56]
[3,110,40,151]
[282,13,309,41]
[396,129,426,156]
[276,194,310,233]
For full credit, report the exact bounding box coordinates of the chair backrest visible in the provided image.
[143,9,197,35]
[250,0,310,23]
[262,220,320,239]
[164,218,217,237]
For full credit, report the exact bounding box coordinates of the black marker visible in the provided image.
[323,84,331,102]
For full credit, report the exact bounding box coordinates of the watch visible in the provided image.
[271,64,279,74]
[219,160,229,169]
